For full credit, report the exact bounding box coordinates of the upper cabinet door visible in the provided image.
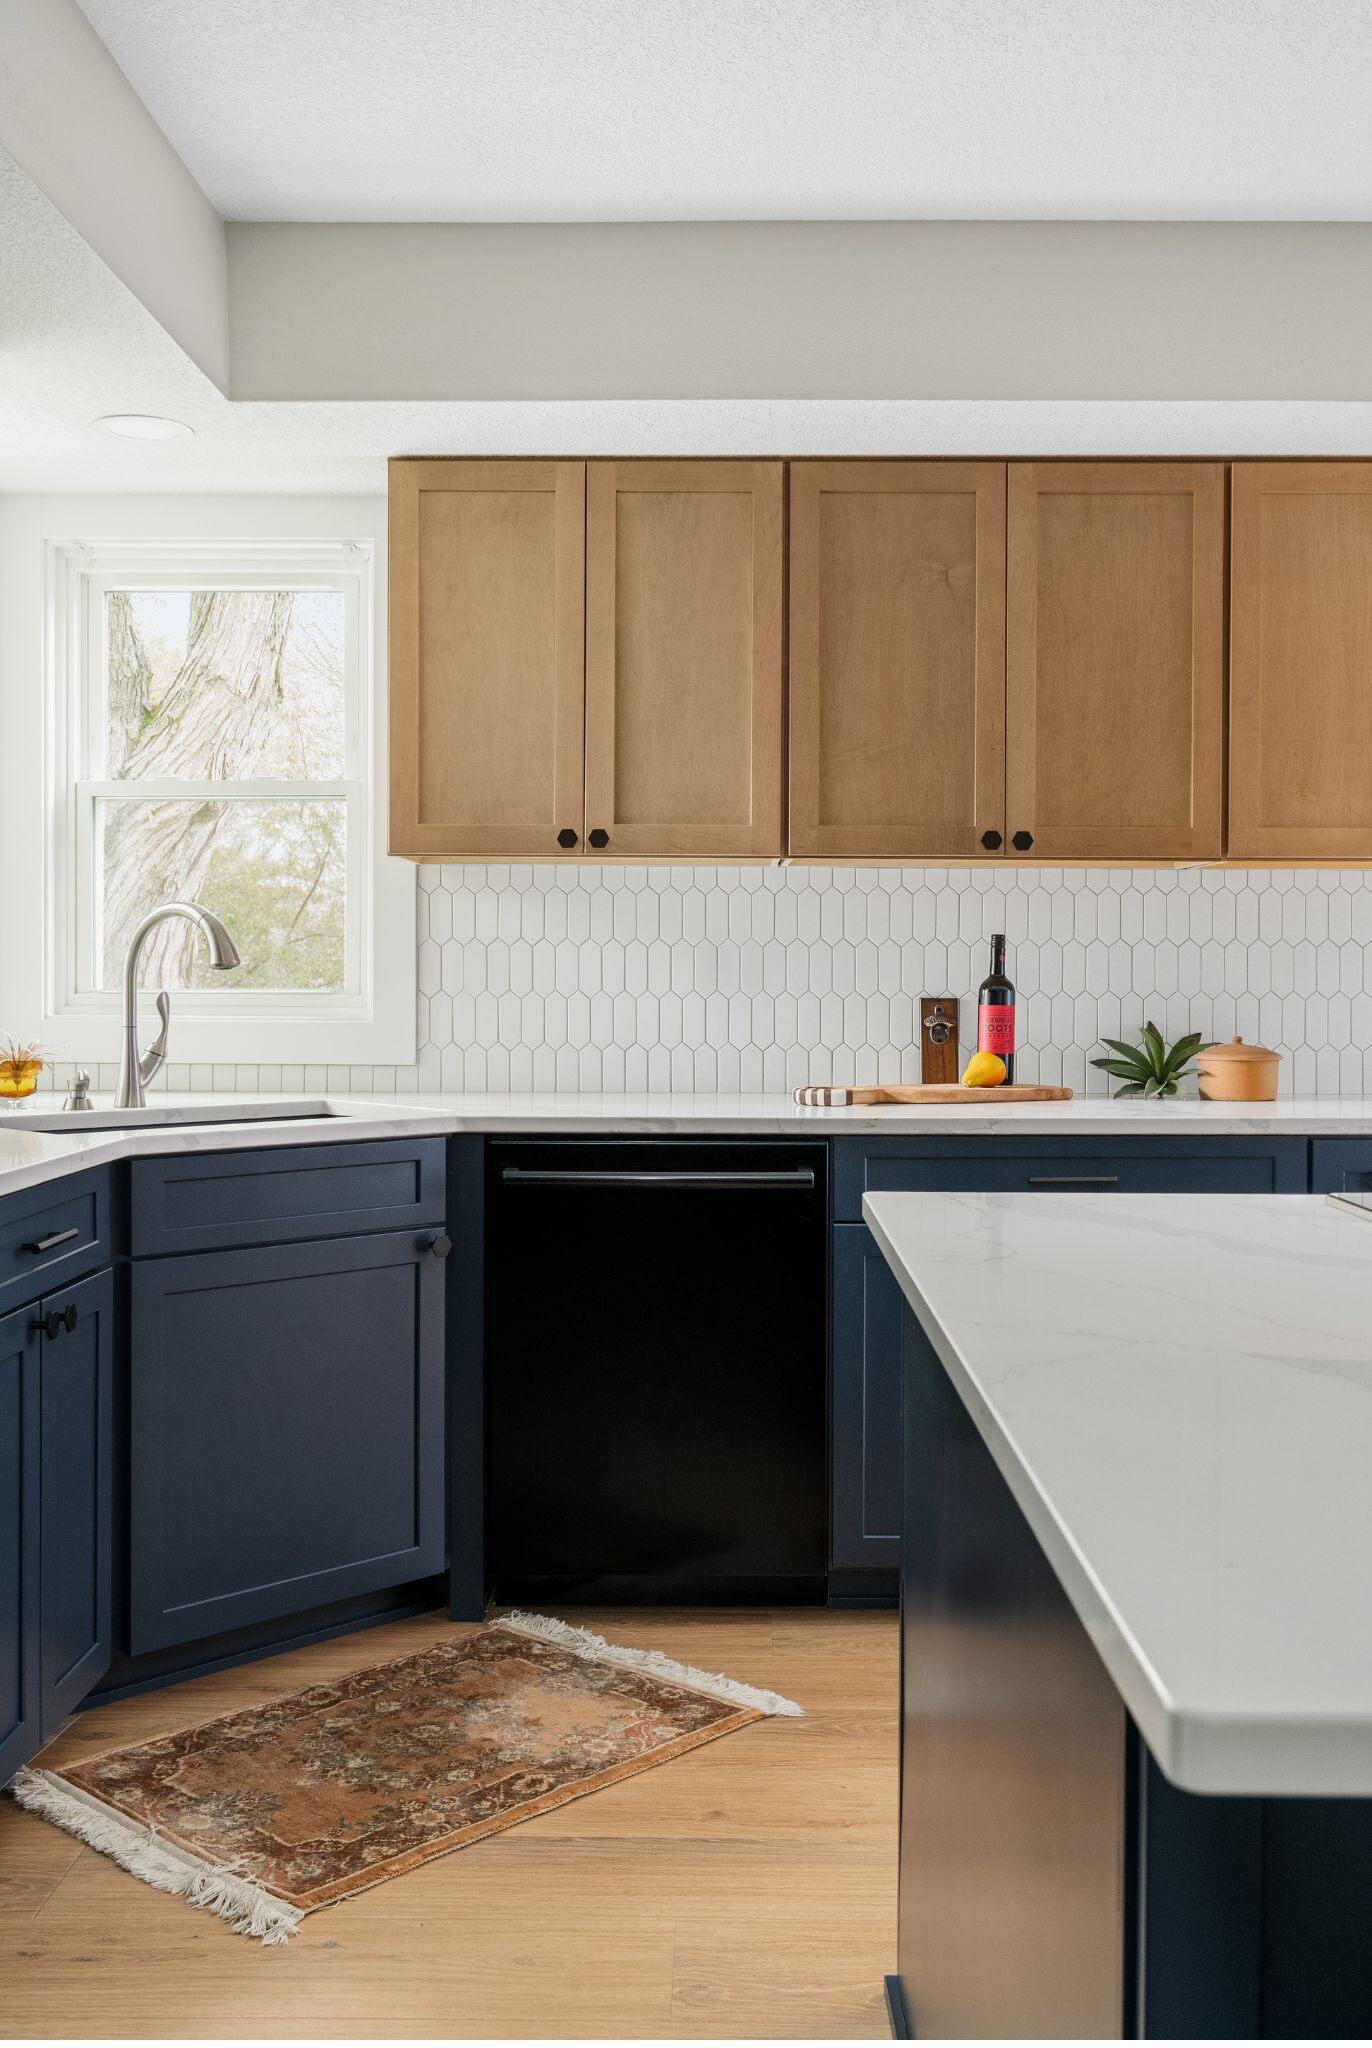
[1230,463,1372,861]
[1006,463,1225,861]
[584,461,784,859]
[389,459,586,859]
[789,462,1006,859]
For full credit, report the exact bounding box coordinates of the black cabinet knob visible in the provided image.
[429,1233,453,1259]
[556,828,578,849]
[1011,830,1034,851]
[588,828,609,849]
[980,829,1003,851]
[33,1305,78,1341]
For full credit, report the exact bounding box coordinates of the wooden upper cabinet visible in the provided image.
[788,462,1006,859]
[1230,463,1372,860]
[584,461,784,858]
[389,459,585,858]
[1006,463,1225,861]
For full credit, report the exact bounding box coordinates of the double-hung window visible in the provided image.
[30,535,414,1068]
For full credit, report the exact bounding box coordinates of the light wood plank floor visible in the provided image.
[0,1606,898,2039]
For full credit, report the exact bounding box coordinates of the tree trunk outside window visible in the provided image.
[104,592,293,987]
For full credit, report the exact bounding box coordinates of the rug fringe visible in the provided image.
[8,1768,302,1945]
[498,1611,803,1717]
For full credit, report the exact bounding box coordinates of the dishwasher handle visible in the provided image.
[500,1166,816,1191]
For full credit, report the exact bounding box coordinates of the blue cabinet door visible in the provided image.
[129,1230,447,1653]
[39,1267,113,1738]
[831,1224,905,1571]
[0,1304,40,1782]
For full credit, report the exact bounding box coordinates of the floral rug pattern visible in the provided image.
[50,1623,763,1913]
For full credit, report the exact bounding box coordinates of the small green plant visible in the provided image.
[1091,1021,1207,1099]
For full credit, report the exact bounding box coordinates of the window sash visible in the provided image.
[55,544,376,1022]
[73,782,362,1002]
[83,569,361,784]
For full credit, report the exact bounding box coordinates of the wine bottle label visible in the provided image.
[977,1003,1016,1057]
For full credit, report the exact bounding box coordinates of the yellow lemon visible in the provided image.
[961,1050,1007,1088]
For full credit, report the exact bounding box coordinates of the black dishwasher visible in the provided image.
[487,1139,828,1604]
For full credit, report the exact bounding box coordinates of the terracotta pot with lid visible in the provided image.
[1195,1036,1282,1101]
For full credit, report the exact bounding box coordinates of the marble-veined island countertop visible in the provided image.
[3,1088,1372,1203]
[864,1185,1372,1797]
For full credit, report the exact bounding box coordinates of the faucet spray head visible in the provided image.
[201,910,241,972]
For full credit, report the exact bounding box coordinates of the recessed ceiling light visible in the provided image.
[93,414,194,441]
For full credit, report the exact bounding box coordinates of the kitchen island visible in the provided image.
[865,1188,1372,2039]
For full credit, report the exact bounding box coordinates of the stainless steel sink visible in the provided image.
[16,1099,344,1134]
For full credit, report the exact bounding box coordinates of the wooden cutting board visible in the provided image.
[793,1083,1074,1107]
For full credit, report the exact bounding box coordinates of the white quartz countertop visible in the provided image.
[863,1186,1372,1798]
[2,1088,1372,1203]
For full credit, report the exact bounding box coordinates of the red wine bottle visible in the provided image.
[977,933,1016,1081]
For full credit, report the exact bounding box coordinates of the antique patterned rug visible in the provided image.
[9,1613,800,1945]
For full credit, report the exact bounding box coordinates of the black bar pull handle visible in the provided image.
[20,1226,80,1254]
[500,1167,816,1191]
[1026,1175,1119,1189]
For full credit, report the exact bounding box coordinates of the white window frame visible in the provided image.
[34,535,415,1066]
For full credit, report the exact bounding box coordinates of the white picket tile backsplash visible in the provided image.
[53,865,1372,1097]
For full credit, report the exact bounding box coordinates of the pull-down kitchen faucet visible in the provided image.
[115,901,241,1109]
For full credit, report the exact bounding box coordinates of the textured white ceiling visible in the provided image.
[75,0,1372,224]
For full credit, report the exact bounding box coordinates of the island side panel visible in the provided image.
[894,1306,1129,2040]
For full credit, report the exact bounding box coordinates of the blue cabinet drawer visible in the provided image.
[833,1136,1308,1219]
[130,1138,446,1255]
[0,1170,112,1318]
[1310,1141,1372,1193]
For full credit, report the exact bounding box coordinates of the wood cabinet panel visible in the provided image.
[585,460,783,858]
[1007,462,1224,860]
[389,458,585,858]
[1230,462,1372,859]
[789,462,1006,858]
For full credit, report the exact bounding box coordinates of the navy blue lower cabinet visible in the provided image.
[39,1267,114,1738]
[0,1167,112,1320]
[0,1303,40,1782]
[128,1229,447,1653]
[1309,1140,1372,1194]
[830,1224,904,1572]
[894,1299,1372,2039]
[833,1135,1309,1220]
[829,1136,1311,1588]
[129,1140,446,1257]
